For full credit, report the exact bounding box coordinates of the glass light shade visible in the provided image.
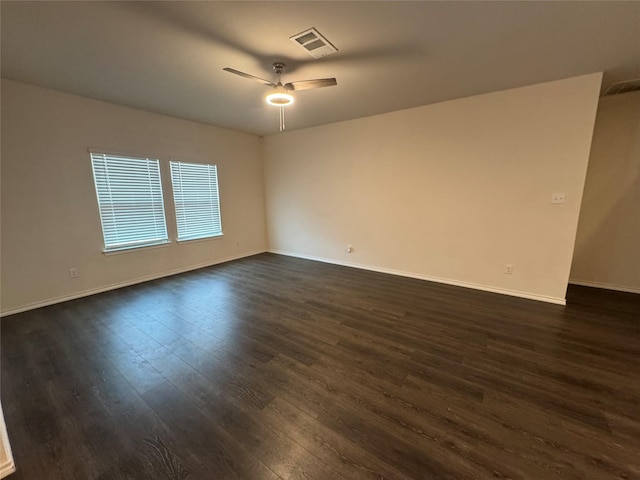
[265,86,294,106]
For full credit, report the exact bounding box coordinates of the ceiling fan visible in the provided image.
[223,62,337,131]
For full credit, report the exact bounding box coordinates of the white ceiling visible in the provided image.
[2,1,639,135]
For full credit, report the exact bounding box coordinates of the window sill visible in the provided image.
[176,233,224,245]
[103,240,171,256]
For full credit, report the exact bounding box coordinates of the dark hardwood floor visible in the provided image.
[2,253,639,479]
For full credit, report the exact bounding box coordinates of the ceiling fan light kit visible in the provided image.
[265,86,294,106]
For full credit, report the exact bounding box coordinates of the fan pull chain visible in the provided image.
[279,106,286,132]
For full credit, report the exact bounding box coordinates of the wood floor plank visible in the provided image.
[2,253,639,479]
[262,396,412,480]
[141,381,281,480]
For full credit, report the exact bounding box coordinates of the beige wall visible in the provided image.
[570,91,640,293]
[1,74,607,313]
[1,80,267,314]
[263,74,602,304]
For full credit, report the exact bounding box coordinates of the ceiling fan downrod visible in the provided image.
[273,62,286,78]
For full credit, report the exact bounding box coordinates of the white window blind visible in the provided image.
[170,161,222,241]
[90,153,169,251]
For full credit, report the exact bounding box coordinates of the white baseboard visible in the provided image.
[0,250,266,317]
[269,250,566,305]
[0,403,15,479]
[569,279,640,295]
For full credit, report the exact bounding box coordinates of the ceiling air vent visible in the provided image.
[290,28,338,59]
[602,78,640,96]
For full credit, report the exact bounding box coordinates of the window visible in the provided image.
[170,161,222,241]
[90,152,169,252]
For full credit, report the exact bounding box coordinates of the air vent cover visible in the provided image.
[603,78,640,96]
[290,28,338,59]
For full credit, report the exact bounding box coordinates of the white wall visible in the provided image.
[570,91,640,293]
[1,80,267,314]
[263,73,602,304]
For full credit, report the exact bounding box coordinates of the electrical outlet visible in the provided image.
[504,264,513,275]
[551,193,566,204]
[69,268,78,279]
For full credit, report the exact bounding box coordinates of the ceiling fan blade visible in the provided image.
[223,67,275,87]
[284,78,337,91]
